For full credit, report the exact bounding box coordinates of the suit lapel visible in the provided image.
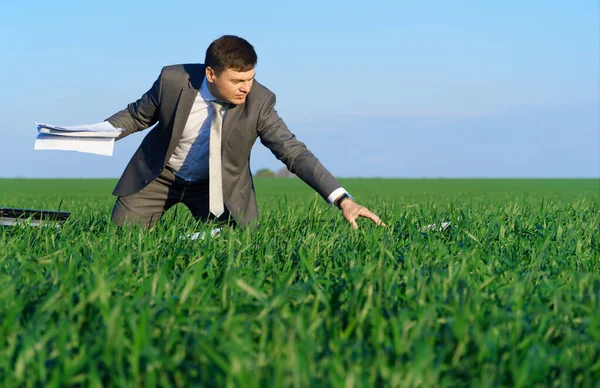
[222,102,245,147]
[167,66,206,156]
[167,88,197,157]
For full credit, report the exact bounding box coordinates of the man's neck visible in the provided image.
[205,81,223,102]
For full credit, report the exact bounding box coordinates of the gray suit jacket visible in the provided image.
[106,64,341,227]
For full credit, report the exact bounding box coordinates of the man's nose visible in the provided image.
[240,81,251,93]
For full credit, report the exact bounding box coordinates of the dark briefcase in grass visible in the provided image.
[0,207,71,226]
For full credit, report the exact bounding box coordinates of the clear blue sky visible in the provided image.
[1,0,598,178]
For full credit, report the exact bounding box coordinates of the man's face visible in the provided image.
[206,66,255,105]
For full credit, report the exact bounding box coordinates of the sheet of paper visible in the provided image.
[34,133,115,156]
[34,121,122,134]
[38,127,121,138]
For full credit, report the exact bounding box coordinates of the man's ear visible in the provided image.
[205,66,216,82]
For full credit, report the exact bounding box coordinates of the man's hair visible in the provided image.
[205,35,257,75]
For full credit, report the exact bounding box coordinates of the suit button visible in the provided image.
[144,179,149,184]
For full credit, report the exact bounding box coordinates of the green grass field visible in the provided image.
[1,178,599,387]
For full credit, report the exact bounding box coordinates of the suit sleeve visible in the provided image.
[257,93,342,202]
[105,68,163,140]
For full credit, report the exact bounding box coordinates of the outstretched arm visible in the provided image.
[257,94,385,229]
[257,93,340,199]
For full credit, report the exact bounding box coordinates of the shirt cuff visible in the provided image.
[327,187,348,205]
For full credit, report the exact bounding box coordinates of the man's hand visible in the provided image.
[339,198,386,230]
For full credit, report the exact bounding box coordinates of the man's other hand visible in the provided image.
[340,199,386,230]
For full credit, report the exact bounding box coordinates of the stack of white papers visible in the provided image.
[33,121,123,156]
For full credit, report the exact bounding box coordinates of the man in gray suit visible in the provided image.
[107,35,384,230]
